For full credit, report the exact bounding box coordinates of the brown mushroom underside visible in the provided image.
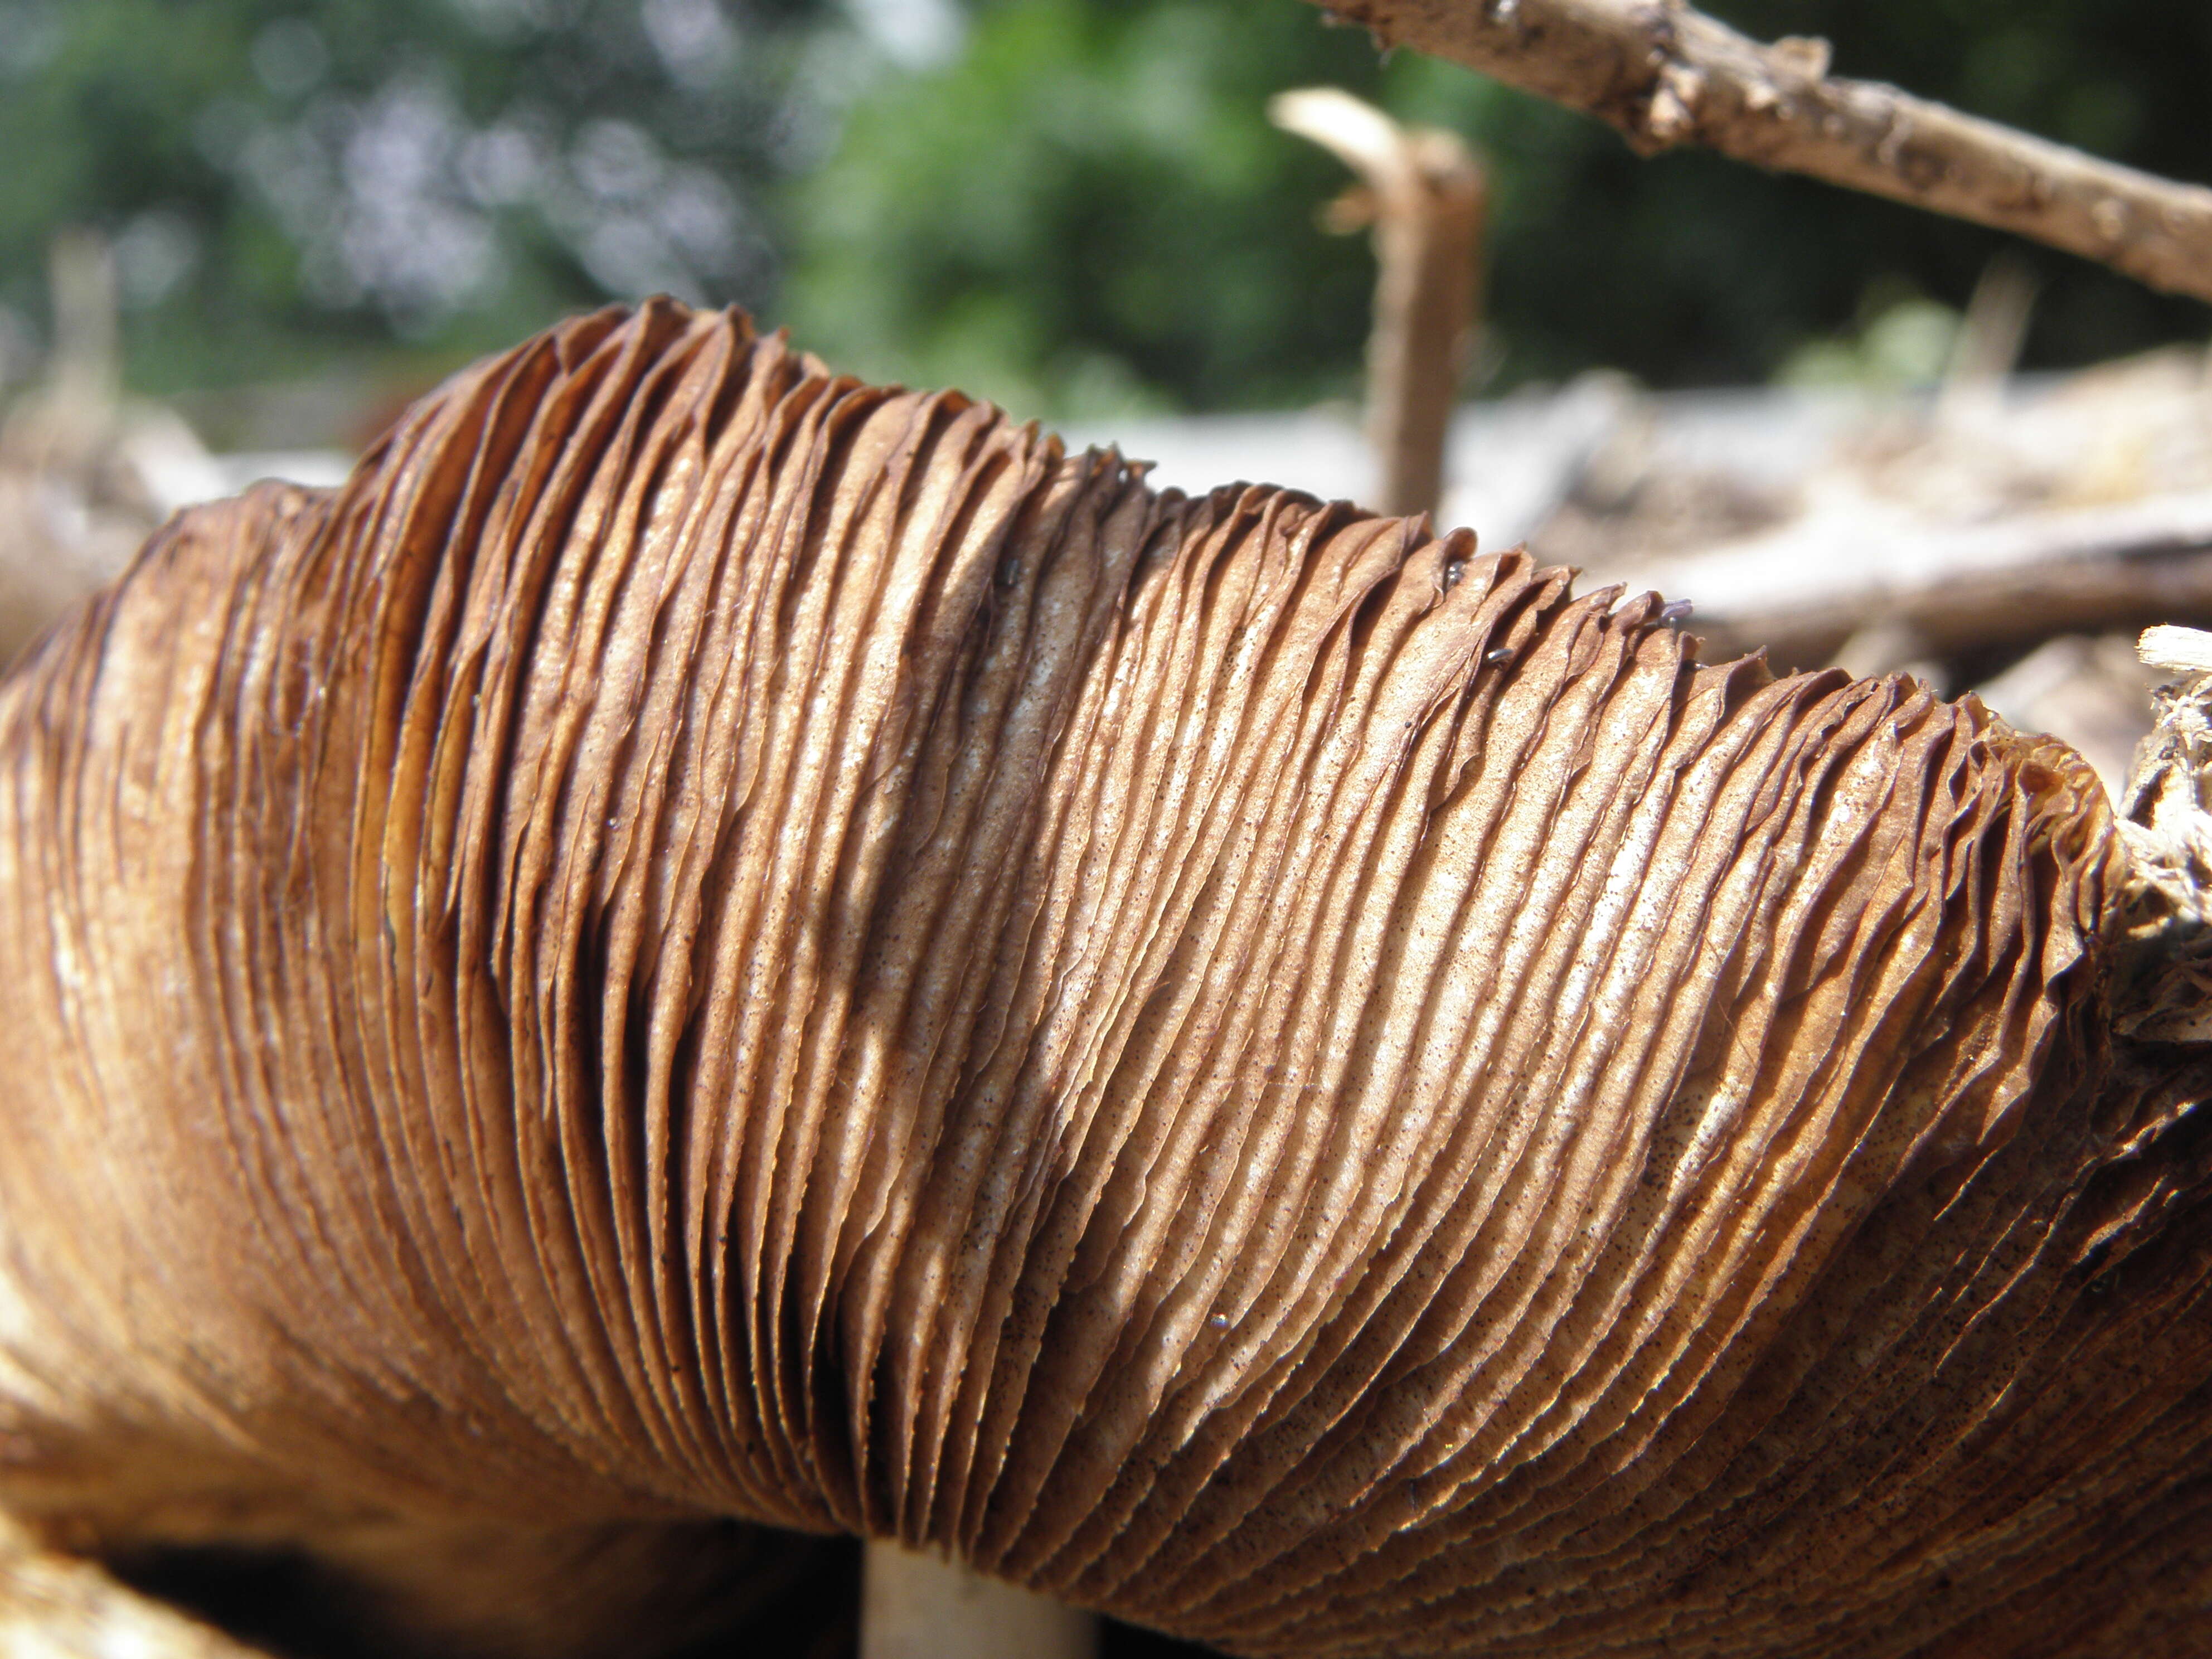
[4,302,2212,1657]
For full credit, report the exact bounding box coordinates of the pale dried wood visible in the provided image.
[1305,0,2212,304]
[2140,623,2212,677]
[1631,487,2212,668]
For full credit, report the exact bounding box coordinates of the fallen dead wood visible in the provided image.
[1271,87,1487,519]
[1635,487,2212,668]
[1305,0,2212,305]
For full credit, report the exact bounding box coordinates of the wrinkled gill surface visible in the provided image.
[7,303,2212,1658]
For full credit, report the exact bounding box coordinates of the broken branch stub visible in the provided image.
[1307,0,2212,307]
[1272,88,1486,520]
[4,303,2212,1657]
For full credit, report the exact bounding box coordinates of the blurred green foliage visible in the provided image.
[1,0,2207,428]
[0,0,838,408]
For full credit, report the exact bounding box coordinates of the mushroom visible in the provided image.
[3,299,2211,1659]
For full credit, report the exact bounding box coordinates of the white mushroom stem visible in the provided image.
[860,1542,1099,1659]
[1304,0,2212,307]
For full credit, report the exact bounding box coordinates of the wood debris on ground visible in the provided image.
[1531,339,2212,792]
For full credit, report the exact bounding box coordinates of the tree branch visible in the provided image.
[1305,0,2212,305]
[1635,487,2212,670]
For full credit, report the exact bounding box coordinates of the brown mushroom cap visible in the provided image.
[3,301,2210,1657]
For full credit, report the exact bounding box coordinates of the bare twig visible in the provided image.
[45,230,120,419]
[1942,253,2040,397]
[1304,0,2212,305]
[1271,88,1486,518]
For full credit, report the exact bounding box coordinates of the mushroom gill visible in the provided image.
[3,300,2210,1658]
